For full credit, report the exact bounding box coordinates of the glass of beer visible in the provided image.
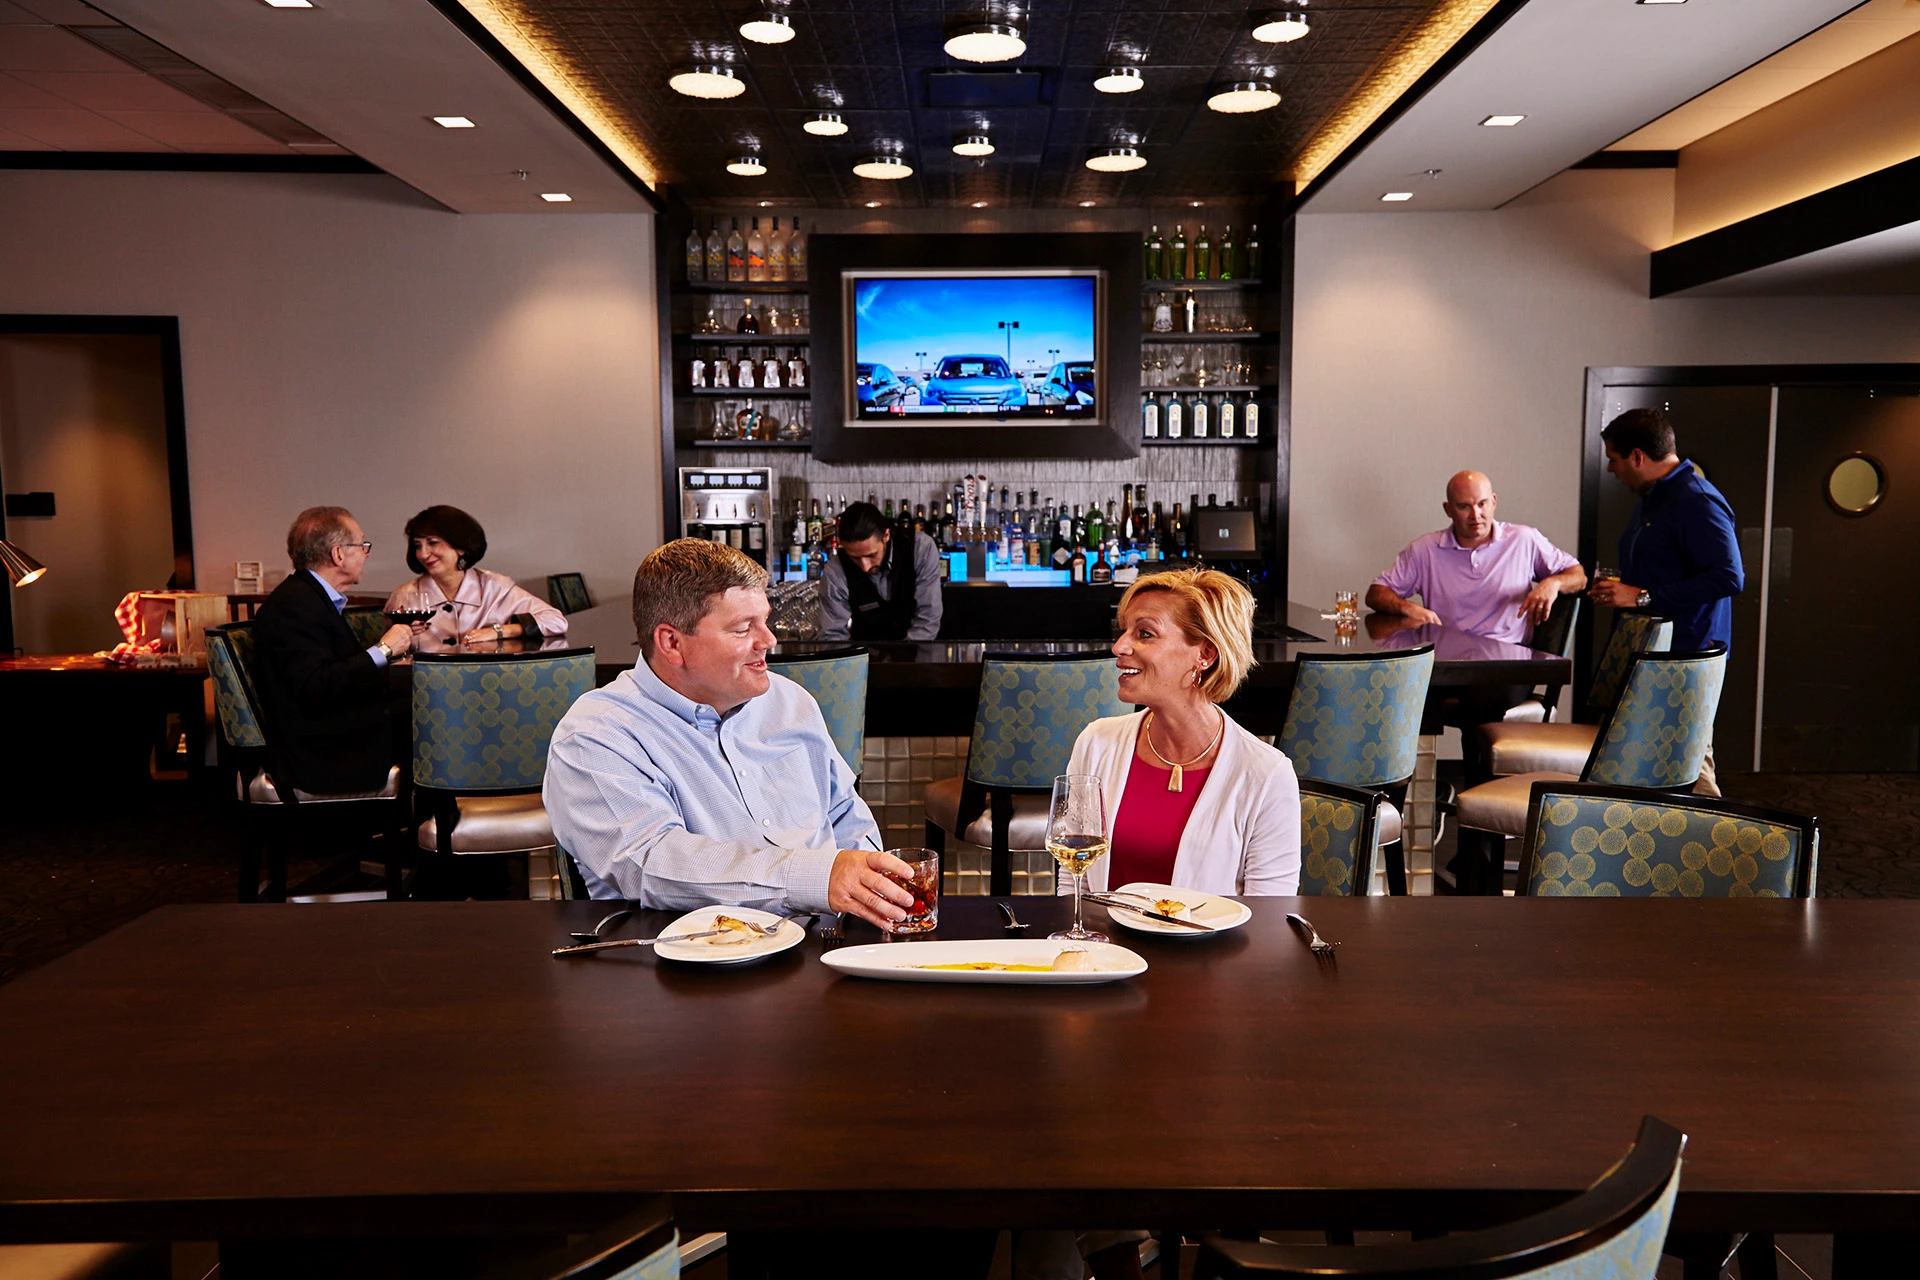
[1047,774,1110,942]
[886,847,940,934]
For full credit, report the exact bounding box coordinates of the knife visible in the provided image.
[552,927,739,957]
[1085,894,1215,932]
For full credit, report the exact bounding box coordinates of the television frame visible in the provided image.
[807,232,1141,461]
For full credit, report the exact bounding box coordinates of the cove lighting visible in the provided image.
[432,116,475,128]
[1207,81,1281,114]
[262,0,314,8]
[1078,200,1096,207]
[1636,1,1688,5]
[945,22,1025,64]
[804,112,848,137]
[669,65,744,99]
[727,154,768,176]
[1480,114,1525,127]
[541,192,573,202]
[1094,66,1143,94]
[864,200,883,208]
[853,155,913,180]
[971,201,990,208]
[1251,11,1309,42]
[1380,191,1412,202]
[953,134,995,157]
[1085,146,1145,173]
[739,12,794,43]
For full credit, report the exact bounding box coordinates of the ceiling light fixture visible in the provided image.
[1078,200,1096,207]
[739,11,794,43]
[804,112,848,136]
[261,0,314,8]
[971,200,990,208]
[758,200,773,207]
[727,153,768,176]
[432,116,475,128]
[864,200,883,208]
[1480,114,1525,127]
[952,134,995,157]
[1251,10,1310,42]
[1207,80,1281,114]
[853,154,913,179]
[541,192,573,202]
[1380,191,1412,202]
[669,65,744,99]
[1085,145,1145,173]
[1094,66,1143,94]
[945,20,1026,63]
[1636,0,1688,5]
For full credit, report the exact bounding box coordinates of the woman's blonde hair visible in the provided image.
[1117,568,1257,703]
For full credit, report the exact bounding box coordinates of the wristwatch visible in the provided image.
[375,641,395,661]
[493,622,505,641]
[1634,589,1652,608]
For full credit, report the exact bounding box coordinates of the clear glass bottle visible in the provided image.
[1195,225,1211,281]
[705,217,725,282]
[1182,290,1197,334]
[690,354,708,388]
[1164,392,1184,440]
[1171,224,1188,279]
[762,348,781,388]
[1243,396,1261,440]
[1152,293,1173,333]
[726,217,746,282]
[768,217,789,282]
[1190,391,1210,440]
[1141,391,1160,439]
[788,217,807,282]
[787,347,808,388]
[746,217,767,282]
[1145,225,1163,281]
[1218,393,1236,439]
[713,349,733,389]
[686,223,705,282]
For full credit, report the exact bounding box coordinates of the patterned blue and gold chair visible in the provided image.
[1196,1117,1683,1279]
[768,647,868,777]
[923,652,1128,895]
[1278,644,1434,895]
[1297,779,1384,897]
[411,648,596,889]
[1518,781,1817,899]
[1453,644,1727,895]
[1480,613,1673,782]
[547,572,594,616]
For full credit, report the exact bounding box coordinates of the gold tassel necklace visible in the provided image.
[1142,709,1226,793]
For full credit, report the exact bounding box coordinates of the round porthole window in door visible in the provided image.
[1825,453,1887,516]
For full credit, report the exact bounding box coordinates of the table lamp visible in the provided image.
[0,538,46,587]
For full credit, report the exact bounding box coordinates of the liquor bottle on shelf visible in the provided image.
[883,496,895,521]
[746,217,768,282]
[1152,292,1174,333]
[726,218,746,282]
[1247,224,1263,279]
[1069,541,1088,584]
[1119,485,1135,545]
[1218,225,1236,281]
[762,349,781,388]
[914,503,928,536]
[940,499,957,549]
[787,348,808,388]
[1244,396,1261,440]
[1171,224,1188,279]
[713,349,733,389]
[1071,502,1087,550]
[1164,392,1184,440]
[686,223,705,282]
[790,498,807,550]
[1170,502,1186,557]
[737,349,756,389]
[1145,226,1163,281]
[1088,540,1113,585]
[1206,493,1217,509]
[1052,505,1072,570]
[788,217,807,282]
[768,217,789,282]
[705,218,725,282]
[690,354,709,389]
[1087,501,1105,551]
[1191,391,1210,440]
[1218,393,1236,439]
[807,500,824,549]
[747,502,766,556]
[1195,225,1212,281]
[1007,502,1024,567]
[1141,392,1160,439]
[1182,289,1198,334]
[737,303,760,335]
[898,500,913,538]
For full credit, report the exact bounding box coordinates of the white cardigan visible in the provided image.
[1060,710,1301,896]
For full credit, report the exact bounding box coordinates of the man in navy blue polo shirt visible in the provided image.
[1591,407,1743,793]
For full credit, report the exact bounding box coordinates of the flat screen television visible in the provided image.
[845,270,1104,425]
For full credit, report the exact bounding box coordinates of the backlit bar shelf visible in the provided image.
[690,387,811,397]
[1141,278,1264,291]
[684,333,810,343]
[687,281,810,294]
[692,438,812,449]
[1142,437,1270,447]
[1142,332,1276,343]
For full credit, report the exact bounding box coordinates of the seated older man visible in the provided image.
[1366,470,1585,644]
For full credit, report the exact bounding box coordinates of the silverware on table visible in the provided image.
[996,901,1031,933]
[552,918,781,958]
[1085,893,1215,932]
[570,906,635,944]
[1285,913,1339,956]
[819,913,848,950]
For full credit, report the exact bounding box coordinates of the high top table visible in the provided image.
[1,896,1915,1272]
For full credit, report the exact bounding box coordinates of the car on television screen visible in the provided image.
[1042,361,1095,407]
[922,354,1026,409]
[855,362,909,409]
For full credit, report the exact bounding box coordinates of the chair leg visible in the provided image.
[238,805,262,904]
[384,803,405,901]
[924,820,945,855]
[989,789,1013,897]
[1381,839,1408,897]
[1736,1232,1778,1280]
[265,815,289,903]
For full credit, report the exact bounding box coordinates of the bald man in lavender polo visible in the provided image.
[1366,470,1586,644]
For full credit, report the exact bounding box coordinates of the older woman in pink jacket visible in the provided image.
[384,505,567,650]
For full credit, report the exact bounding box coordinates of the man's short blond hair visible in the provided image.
[1118,568,1258,703]
[632,538,770,657]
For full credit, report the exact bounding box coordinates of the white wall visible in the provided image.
[1290,167,1920,610]
[0,170,659,609]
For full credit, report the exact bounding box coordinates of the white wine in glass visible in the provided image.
[1048,774,1109,942]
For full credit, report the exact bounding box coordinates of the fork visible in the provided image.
[819,912,849,950]
[570,906,635,944]
[1285,913,1338,956]
[552,917,782,958]
[996,901,1031,934]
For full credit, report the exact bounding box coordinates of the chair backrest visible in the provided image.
[1520,781,1817,898]
[770,648,868,776]
[547,572,594,616]
[412,649,596,791]
[965,653,1128,788]
[1581,646,1727,790]
[1278,645,1435,789]
[1200,1116,1683,1280]
[341,605,390,650]
[1532,593,1581,660]
[1586,613,1672,712]
[204,623,266,750]
[1297,778,1382,897]
[494,1196,679,1280]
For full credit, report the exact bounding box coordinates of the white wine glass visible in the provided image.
[1047,773,1109,942]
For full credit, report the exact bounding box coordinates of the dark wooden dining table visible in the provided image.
[2,896,1916,1262]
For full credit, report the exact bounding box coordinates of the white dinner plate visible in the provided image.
[652,906,807,965]
[1099,882,1253,937]
[820,938,1147,985]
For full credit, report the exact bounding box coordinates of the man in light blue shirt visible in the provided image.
[545,538,917,929]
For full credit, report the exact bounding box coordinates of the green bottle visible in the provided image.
[1195,225,1212,281]
[1218,225,1236,280]
[1246,224,1263,280]
[1145,225,1163,281]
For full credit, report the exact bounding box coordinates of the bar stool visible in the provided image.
[1452,645,1728,894]
[1478,612,1672,782]
[1297,778,1386,896]
[768,647,868,777]
[411,647,595,895]
[923,652,1128,895]
[1277,644,1434,895]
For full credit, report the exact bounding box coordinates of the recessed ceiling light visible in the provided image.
[1189,201,1203,208]
[1380,191,1413,202]
[804,112,847,137]
[1085,146,1145,173]
[864,200,883,208]
[1251,11,1310,42]
[945,21,1025,63]
[853,154,913,180]
[1207,81,1281,114]
[669,65,744,99]
[262,0,313,8]
[432,116,475,129]
[727,153,768,177]
[541,193,573,202]
[1636,0,1687,5]
[1094,66,1143,94]
[952,134,995,157]
[758,200,773,207]
[1480,114,1525,127]
[1078,200,1096,207]
[739,11,794,43]
[970,200,990,208]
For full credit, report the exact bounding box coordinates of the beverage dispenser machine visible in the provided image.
[678,466,774,568]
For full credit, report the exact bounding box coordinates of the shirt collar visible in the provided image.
[630,654,736,728]
[1649,460,1694,493]
[1440,521,1504,552]
[306,569,347,612]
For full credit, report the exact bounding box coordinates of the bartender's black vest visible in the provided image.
[840,536,918,641]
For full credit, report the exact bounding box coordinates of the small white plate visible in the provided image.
[652,906,807,965]
[1100,882,1253,937]
[820,938,1147,985]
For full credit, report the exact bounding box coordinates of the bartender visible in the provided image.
[820,501,944,641]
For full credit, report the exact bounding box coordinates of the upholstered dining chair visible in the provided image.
[1451,645,1728,895]
[206,622,407,903]
[547,572,594,616]
[1296,778,1384,897]
[1479,612,1673,782]
[768,647,868,777]
[923,651,1128,896]
[1194,1116,1684,1279]
[1277,644,1434,895]
[341,605,391,651]
[411,647,596,893]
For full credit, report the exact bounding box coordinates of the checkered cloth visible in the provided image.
[101,590,168,664]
